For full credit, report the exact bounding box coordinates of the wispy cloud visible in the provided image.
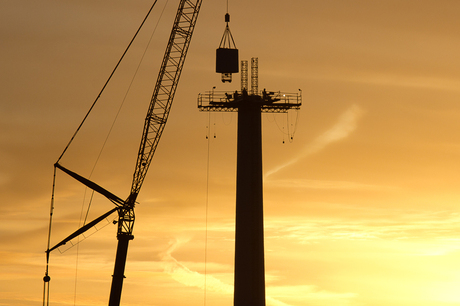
[161,238,233,294]
[265,104,364,178]
[267,285,356,306]
[160,238,295,306]
[265,211,460,256]
[160,238,358,306]
[266,178,395,191]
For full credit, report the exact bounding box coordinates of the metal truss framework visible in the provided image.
[241,60,248,91]
[198,89,302,113]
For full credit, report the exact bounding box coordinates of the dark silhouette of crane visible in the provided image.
[43,1,202,305]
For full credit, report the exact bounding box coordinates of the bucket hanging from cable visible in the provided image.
[216,12,239,83]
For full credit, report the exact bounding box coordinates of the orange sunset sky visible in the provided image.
[2,1,460,305]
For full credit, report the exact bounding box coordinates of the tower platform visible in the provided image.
[198,89,302,112]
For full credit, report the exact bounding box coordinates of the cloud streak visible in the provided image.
[267,285,357,306]
[161,238,293,305]
[265,211,460,254]
[161,238,233,294]
[265,104,364,178]
[267,178,394,191]
[160,238,358,306]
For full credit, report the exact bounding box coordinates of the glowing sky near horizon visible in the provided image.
[2,1,460,306]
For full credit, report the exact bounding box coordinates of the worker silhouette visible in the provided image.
[262,88,273,103]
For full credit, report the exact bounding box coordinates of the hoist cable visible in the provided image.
[267,110,300,142]
[203,113,212,306]
[73,243,79,306]
[287,109,300,142]
[43,166,57,306]
[56,0,159,164]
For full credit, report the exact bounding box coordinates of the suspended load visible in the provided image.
[216,13,238,83]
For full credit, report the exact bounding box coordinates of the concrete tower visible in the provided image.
[198,57,301,306]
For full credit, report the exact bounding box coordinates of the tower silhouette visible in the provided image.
[198,58,301,306]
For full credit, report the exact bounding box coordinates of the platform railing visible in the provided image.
[198,90,302,112]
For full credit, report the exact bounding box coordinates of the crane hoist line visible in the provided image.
[43,1,203,306]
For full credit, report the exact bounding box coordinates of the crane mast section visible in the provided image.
[130,0,202,198]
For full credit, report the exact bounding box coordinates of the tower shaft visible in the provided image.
[234,100,265,306]
[198,57,301,306]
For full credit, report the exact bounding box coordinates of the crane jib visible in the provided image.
[46,206,118,254]
[54,163,125,206]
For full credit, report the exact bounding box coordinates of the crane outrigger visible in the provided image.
[43,1,202,305]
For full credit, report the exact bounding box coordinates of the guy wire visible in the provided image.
[81,0,169,221]
[56,0,159,164]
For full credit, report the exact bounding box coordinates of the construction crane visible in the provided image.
[43,1,202,305]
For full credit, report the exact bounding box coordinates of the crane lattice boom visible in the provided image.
[131,0,202,198]
[110,1,202,305]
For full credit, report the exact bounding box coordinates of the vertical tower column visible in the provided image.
[234,98,265,306]
[241,60,248,91]
[251,58,259,95]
